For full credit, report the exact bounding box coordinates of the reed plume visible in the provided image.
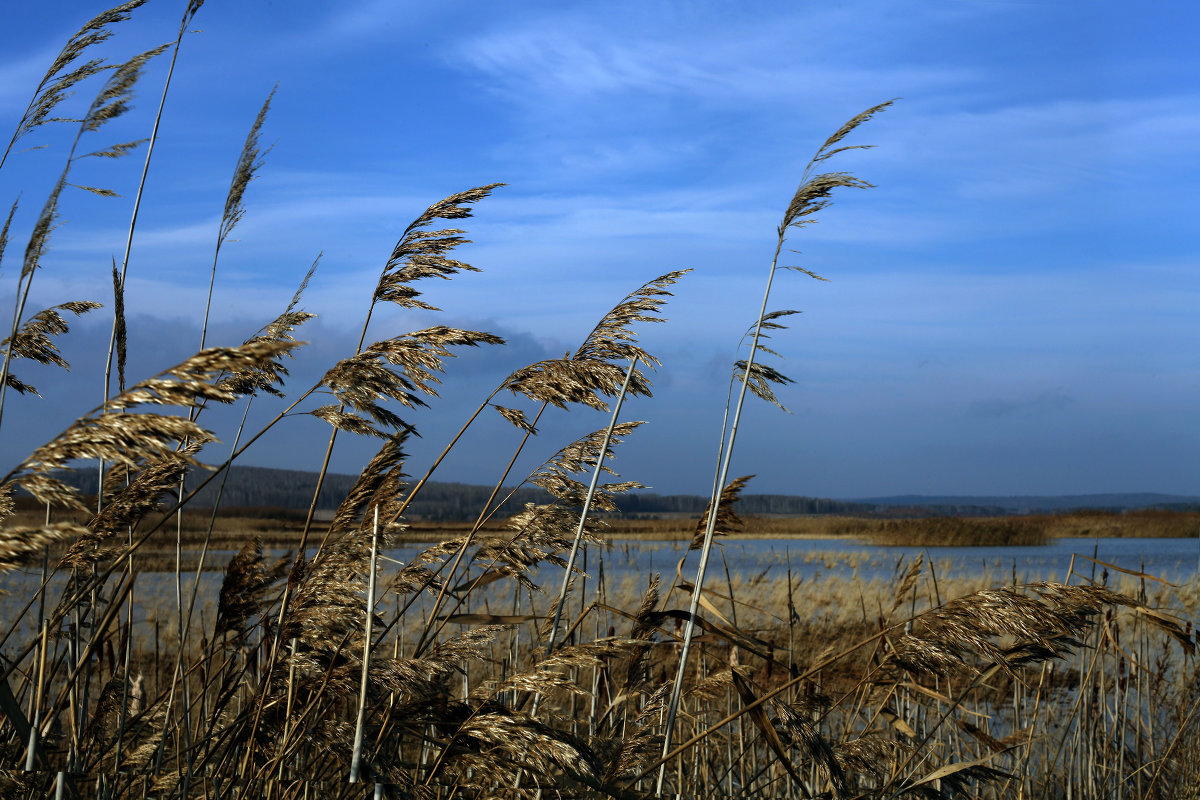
[688,474,753,551]
[214,538,290,643]
[0,300,101,396]
[1,35,169,430]
[1,339,299,513]
[0,0,150,171]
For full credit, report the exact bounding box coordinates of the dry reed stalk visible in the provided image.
[103,0,205,402]
[0,1,150,171]
[160,86,279,773]
[660,101,893,795]
[413,421,645,656]
[382,268,686,546]
[295,182,505,551]
[390,272,686,670]
[544,358,640,660]
[236,194,507,760]
[348,507,380,783]
[1,40,169,433]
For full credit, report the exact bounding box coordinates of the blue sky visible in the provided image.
[1,0,1197,499]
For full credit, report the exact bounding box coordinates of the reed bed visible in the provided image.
[4,502,1197,558]
[1,5,1197,798]
[498,511,1200,547]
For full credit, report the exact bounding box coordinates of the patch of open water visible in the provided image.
[5,537,1196,640]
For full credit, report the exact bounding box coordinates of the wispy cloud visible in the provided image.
[453,4,974,106]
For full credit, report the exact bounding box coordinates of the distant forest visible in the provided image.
[56,466,1199,521]
[59,465,875,520]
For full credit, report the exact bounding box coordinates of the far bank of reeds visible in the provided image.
[426,509,1196,547]
[5,492,1197,562]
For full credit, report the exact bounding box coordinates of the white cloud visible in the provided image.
[454,16,970,112]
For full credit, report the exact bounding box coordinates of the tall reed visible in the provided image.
[660,99,893,792]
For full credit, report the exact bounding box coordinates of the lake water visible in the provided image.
[256,535,1200,588]
[388,535,1200,589]
[5,536,1196,639]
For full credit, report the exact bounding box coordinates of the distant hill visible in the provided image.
[57,465,552,521]
[55,465,873,519]
[52,466,1200,520]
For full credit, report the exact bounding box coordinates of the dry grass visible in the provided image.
[0,6,1197,799]
[504,510,1200,546]
[8,506,1195,565]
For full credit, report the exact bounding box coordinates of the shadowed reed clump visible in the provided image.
[0,5,1196,800]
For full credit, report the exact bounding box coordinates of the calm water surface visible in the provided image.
[587,536,1200,584]
[376,535,1200,588]
[5,537,1196,637]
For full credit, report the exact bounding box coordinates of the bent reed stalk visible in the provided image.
[0,8,1197,800]
[658,99,893,793]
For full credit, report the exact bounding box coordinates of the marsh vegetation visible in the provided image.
[1,4,1197,798]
